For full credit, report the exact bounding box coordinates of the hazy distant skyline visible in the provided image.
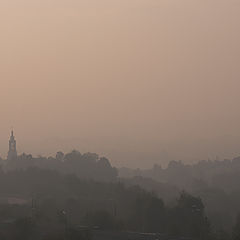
[1,0,240,168]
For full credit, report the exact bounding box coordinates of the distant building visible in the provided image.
[7,130,17,161]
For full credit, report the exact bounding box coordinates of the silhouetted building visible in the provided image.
[7,130,17,161]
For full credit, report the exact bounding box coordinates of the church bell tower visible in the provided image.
[7,130,17,160]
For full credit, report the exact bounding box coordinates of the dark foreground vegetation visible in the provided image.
[120,157,240,237]
[0,167,210,240]
[0,151,240,239]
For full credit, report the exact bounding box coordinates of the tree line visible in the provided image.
[0,167,212,240]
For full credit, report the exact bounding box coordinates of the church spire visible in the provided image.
[7,130,17,161]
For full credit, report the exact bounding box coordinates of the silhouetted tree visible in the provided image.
[169,191,211,239]
[233,213,240,240]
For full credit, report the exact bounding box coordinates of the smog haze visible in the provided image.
[1,0,240,167]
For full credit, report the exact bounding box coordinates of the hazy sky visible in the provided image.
[1,0,240,168]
